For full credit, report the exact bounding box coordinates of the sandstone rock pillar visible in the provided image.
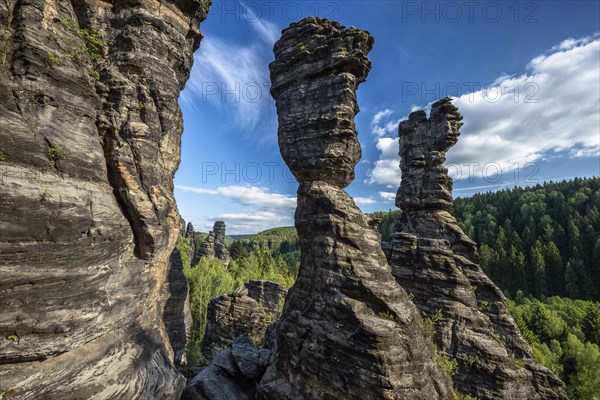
[259,17,451,400]
[387,98,568,399]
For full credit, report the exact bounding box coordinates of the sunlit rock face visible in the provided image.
[200,280,287,360]
[0,0,211,398]
[259,17,451,400]
[386,98,569,400]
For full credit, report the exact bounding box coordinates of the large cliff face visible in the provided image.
[259,17,451,399]
[387,98,568,399]
[0,0,210,398]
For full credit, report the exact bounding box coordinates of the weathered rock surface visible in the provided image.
[259,17,451,399]
[198,231,216,258]
[212,221,230,268]
[185,221,199,265]
[201,280,287,360]
[196,221,230,267]
[0,0,210,398]
[163,246,193,366]
[386,98,568,399]
[182,337,271,400]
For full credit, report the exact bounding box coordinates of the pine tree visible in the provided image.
[582,303,600,345]
[544,241,564,296]
[531,240,547,297]
[565,260,580,299]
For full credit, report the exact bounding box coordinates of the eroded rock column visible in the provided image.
[259,17,451,399]
[0,0,210,398]
[387,98,568,399]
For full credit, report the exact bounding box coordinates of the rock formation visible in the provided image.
[198,231,216,258]
[386,98,568,399]
[0,0,210,398]
[196,221,230,268]
[185,221,199,265]
[201,281,287,360]
[258,17,451,399]
[213,221,231,268]
[163,247,193,366]
[183,337,272,400]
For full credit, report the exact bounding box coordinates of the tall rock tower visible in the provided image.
[387,98,568,399]
[259,17,451,399]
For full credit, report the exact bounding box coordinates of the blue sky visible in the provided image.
[175,1,600,234]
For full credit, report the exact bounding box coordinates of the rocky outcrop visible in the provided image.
[198,231,216,259]
[183,337,272,400]
[196,221,230,267]
[386,98,568,399]
[0,0,210,398]
[185,221,198,265]
[213,221,230,268]
[201,281,287,360]
[163,247,193,366]
[258,17,451,399]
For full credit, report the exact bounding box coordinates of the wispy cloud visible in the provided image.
[180,7,280,132]
[177,184,296,234]
[239,2,280,44]
[176,184,296,212]
[367,34,600,187]
[354,196,377,205]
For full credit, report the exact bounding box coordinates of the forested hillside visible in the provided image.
[509,296,600,399]
[374,178,600,301]
[453,178,600,301]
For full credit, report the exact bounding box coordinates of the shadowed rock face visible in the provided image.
[259,17,451,399]
[387,98,568,399]
[0,0,210,398]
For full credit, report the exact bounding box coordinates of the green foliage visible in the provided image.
[477,300,489,312]
[233,226,300,279]
[509,296,600,398]
[378,310,399,323]
[59,18,105,60]
[582,303,600,345]
[368,210,401,241]
[47,145,68,161]
[434,344,459,377]
[178,235,295,365]
[0,149,4,161]
[46,51,61,65]
[5,335,18,341]
[90,70,100,81]
[228,250,295,288]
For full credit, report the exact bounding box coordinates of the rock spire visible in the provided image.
[259,17,451,399]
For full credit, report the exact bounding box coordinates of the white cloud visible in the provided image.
[214,211,286,222]
[208,211,292,234]
[354,196,377,205]
[175,185,218,195]
[177,185,296,234]
[370,109,402,137]
[216,185,296,211]
[367,34,600,186]
[371,109,393,125]
[379,191,396,202]
[176,185,296,212]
